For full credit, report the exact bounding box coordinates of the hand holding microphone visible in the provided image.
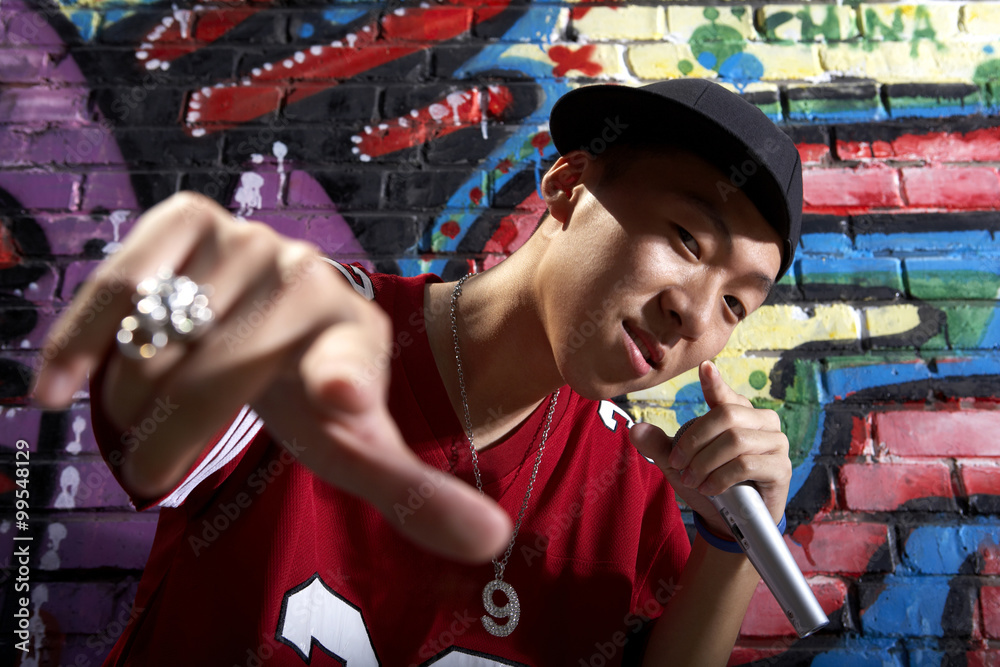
[630,361,828,638]
[673,419,829,638]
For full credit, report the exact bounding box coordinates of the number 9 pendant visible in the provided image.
[481,579,521,637]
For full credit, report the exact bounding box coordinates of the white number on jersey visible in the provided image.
[276,575,528,666]
[598,400,634,432]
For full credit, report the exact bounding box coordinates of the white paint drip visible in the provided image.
[172,4,194,40]
[273,141,288,205]
[66,416,85,455]
[250,153,264,164]
[445,91,467,125]
[40,523,67,570]
[103,210,128,255]
[0,519,10,533]
[54,467,80,509]
[428,103,449,121]
[234,172,265,219]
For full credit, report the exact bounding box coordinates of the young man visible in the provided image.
[34,79,801,666]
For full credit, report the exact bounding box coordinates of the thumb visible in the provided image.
[699,360,751,409]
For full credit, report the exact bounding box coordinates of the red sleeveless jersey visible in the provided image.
[91,263,690,667]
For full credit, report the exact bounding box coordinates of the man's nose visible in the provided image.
[661,283,715,342]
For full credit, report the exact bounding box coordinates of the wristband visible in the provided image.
[693,511,787,553]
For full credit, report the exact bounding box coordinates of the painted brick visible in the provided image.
[667,6,756,42]
[855,228,995,253]
[728,304,860,352]
[875,410,1000,457]
[901,166,1000,210]
[846,414,874,457]
[573,6,664,41]
[81,172,141,212]
[0,86,90,124]
[757,4,859,42]
[0,172,81,210]
[27,126,124,167]
[46,461,133,509]
[886,126,1000,162]
[863,304,922,341]
[859,3,960,41]
[899,522,1000,574]
[787,82,884,123]
[800,231,850,254]
[381,7,472,42]
[738,575,848,636]
[802,166,903,211]
[958,460,1000,507]
[0,49,48,83]
[185,86,281,124]
[797,142,831,165]
[60,260,100,302]
[627,43,716,80]
[37,582,118,634]
[985,542,1000,575]
[38,517,157,570]
[543,43,625,79]
[4,263,59,303]
[983,587,1000,639]
[6,9,77,48]
[947,304,1000,351]
[860,575,978,637]
[819,42,986,83]
[0,406,43,449]
[0,128,31,166]
[966,651,1000,667]
[744,42,823,80]
[800,257,905,294]
[905,257,1000,300]
[835,139,873,160]
[886,83,985,119]
[840,460,957,511]
[786,520,891,575]
[960,3,1000,37]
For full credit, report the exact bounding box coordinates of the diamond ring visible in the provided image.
[116,267,214,360]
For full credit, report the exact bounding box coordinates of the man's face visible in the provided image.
[536,148,784,400]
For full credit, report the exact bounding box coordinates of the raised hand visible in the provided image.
[630,360,791,535]
[32,192,511,563]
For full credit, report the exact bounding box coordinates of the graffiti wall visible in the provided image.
[0,0,998,664]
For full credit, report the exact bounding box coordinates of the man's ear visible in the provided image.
[540,150,592,223]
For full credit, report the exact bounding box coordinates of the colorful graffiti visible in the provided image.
[1,0,998,664]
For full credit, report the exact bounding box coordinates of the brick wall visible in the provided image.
[1,0,998,664]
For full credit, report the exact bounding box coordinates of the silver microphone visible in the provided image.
[674,419,829,638]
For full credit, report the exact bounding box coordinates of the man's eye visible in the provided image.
[677,226,699,256]
[725,295,746,320]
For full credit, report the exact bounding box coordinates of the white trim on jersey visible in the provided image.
[158,406,264,508]
[157,259,369,508]
[321,257,375,301]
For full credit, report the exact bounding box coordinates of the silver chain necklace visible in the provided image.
[450,273,560,638]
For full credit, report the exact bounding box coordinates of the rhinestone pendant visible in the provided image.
[481,579,520,637]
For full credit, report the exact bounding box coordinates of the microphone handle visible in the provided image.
[709,483,829,638]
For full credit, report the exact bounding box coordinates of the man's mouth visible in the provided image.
[623,321,657,367]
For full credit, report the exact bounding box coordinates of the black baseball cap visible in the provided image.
[549,79,802,280]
